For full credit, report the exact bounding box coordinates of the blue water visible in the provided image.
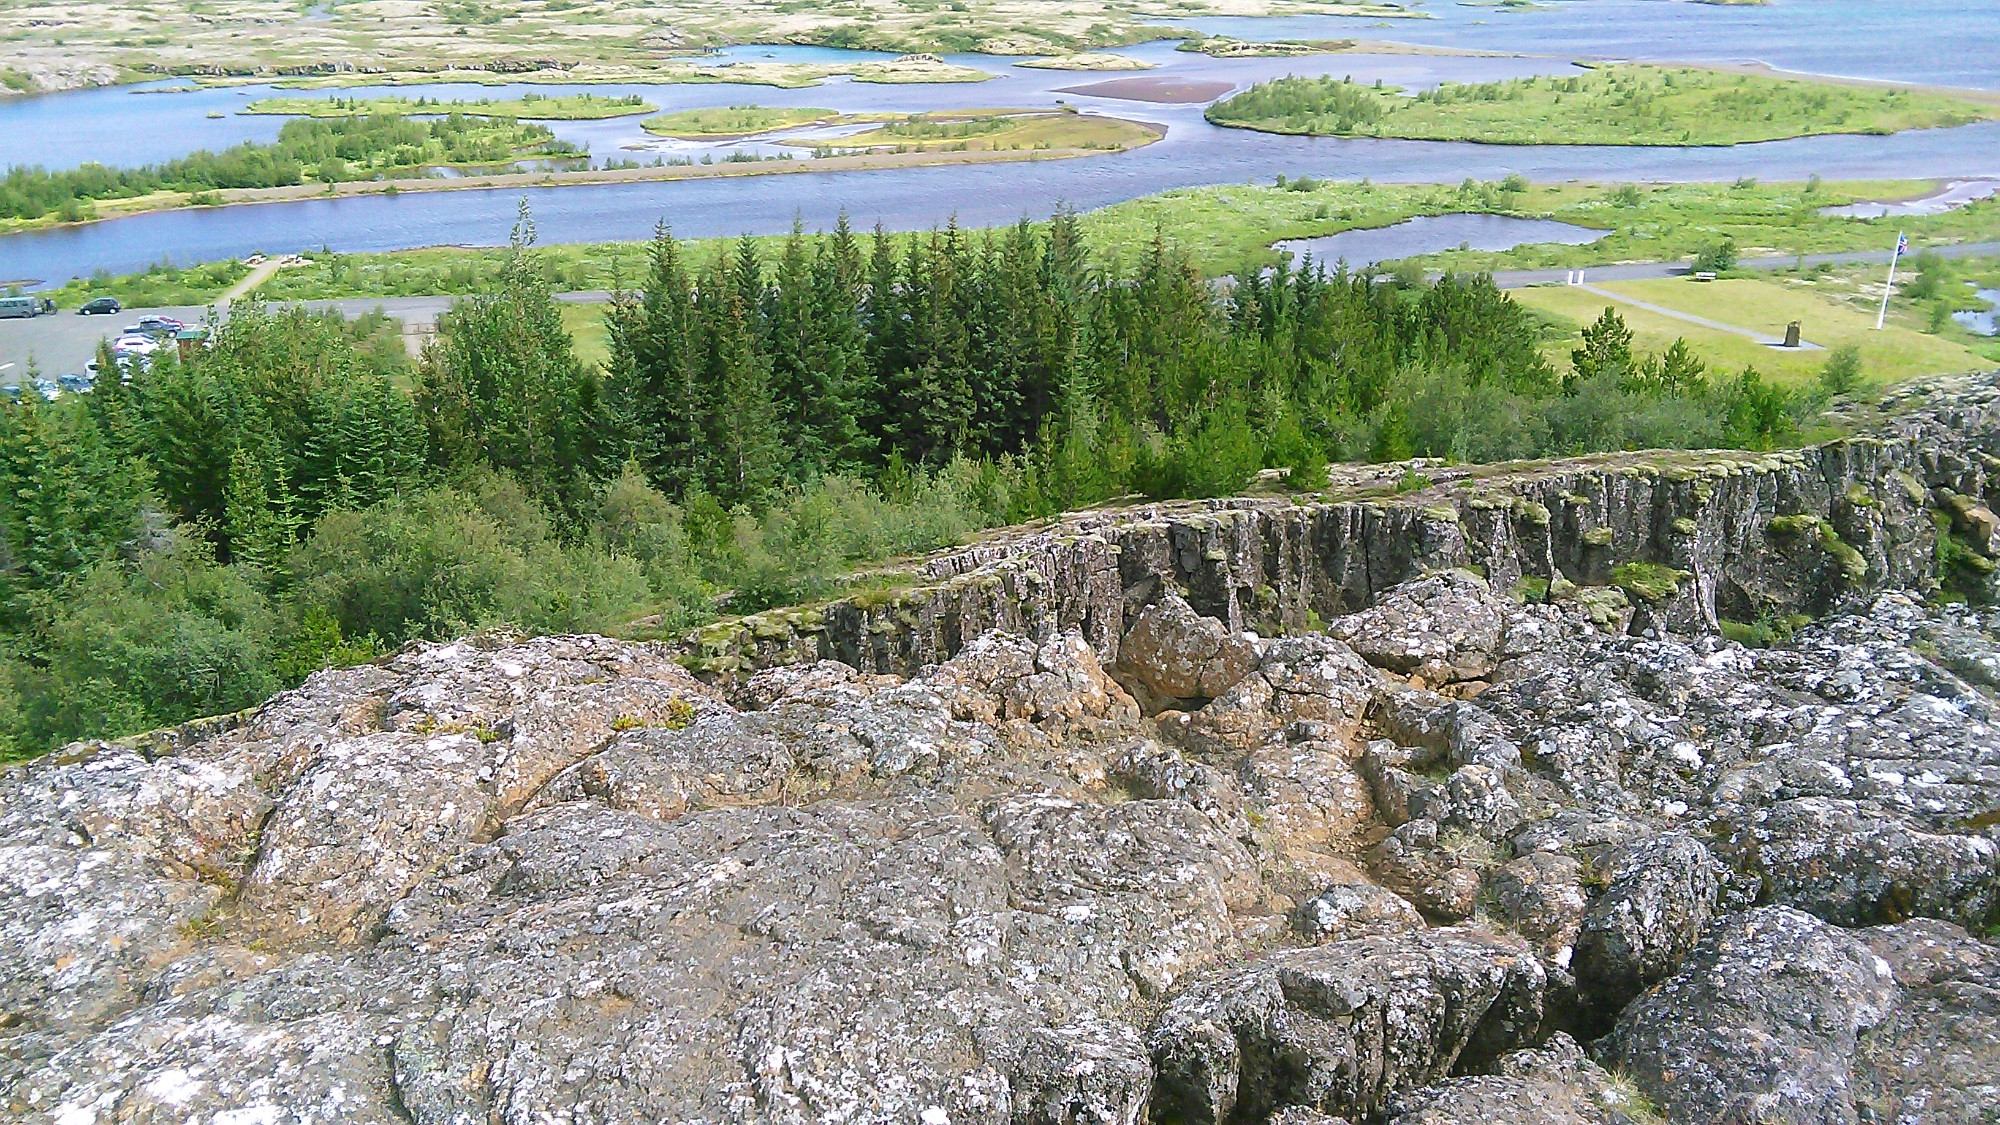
[1956,286,2000,336]
[2,0,1997,285]
[1274,214,1605,268]
[1161,0,2000,91]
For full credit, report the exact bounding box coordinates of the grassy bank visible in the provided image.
[243,93,656,120]
[1207,65,1999,145]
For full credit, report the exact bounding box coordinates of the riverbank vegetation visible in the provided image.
[1,204,1861,757]
[243,92,656,119]
[0,113,580,225]
[1206,65,1999,145]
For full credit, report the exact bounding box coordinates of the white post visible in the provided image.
[1875,232,1904,330]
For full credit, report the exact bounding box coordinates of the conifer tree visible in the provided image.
[416,200,615,525]
[0,396,149,594]
[704,286,786,504]
[607,222,706,497]
[223,444,299,574]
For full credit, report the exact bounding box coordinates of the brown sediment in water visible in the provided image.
[1056,77,1235,103]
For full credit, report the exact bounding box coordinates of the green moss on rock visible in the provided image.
[1612,561,1690,604]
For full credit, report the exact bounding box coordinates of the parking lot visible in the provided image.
[1,293,608,389]
[0,304,211,383]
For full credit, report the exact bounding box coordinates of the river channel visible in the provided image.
[2,0,1998,286]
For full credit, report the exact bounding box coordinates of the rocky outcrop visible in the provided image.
[5,375,2000,1124]
[687,373,2000,680]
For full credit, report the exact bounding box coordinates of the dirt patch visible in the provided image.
[1056,77,1234,104]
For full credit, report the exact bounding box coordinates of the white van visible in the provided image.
[0,296,45,319]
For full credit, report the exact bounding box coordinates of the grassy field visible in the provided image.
[243,93,656,120]
[1207,65,1999,145]
[1512,276,1989,386]
[642,105,839,137]
[560,301,611,369]
[642,105,1156,151]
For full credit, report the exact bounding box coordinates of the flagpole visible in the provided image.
[1875,231,1905,330]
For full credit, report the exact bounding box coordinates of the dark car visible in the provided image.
[79,297,121,315]
[134,315,185,333]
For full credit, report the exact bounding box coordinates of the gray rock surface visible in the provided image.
[1147,926,1547,1123]
[1381,1033,1648,1125]
[1602,906,1897,1125]
[8,375,2000,1122]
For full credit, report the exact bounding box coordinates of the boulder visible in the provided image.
[1852,918,2000,1125]
[1572,833,1724,1013]
[1290,882,1425,941]
[1327,570,1508,684]
[1148,927,1545,1123]
[1117,594,1260,703]
[1382,1033,1647,1125]
[1603,906,1897,1125]
[1486,853,1588,961]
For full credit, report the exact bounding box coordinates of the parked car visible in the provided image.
[31,378,60,401]
[78,297,121,315]
[57,373,94,394]
[135,315,185,333]
[113,334,160,354]
[0,295,43,319]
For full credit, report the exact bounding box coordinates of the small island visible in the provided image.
[1014,53,1155,71]
[1205,64,1999,146]
[640,105,843,137]
[642,105,1158,154]
[242,93,657,119]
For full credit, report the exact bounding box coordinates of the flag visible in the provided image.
[1896,232,1908,256]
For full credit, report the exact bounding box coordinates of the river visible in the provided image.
[2,0,1998,286]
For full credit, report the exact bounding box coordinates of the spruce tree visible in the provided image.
[607,222,705,497]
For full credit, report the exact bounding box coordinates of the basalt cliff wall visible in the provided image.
[690,375,2000,679]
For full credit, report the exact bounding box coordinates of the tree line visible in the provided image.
[0,204,1841,757]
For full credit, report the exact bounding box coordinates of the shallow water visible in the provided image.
[1822,179,2000,218]
[1956,286,2000,336]
[1273,214,1605,268]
